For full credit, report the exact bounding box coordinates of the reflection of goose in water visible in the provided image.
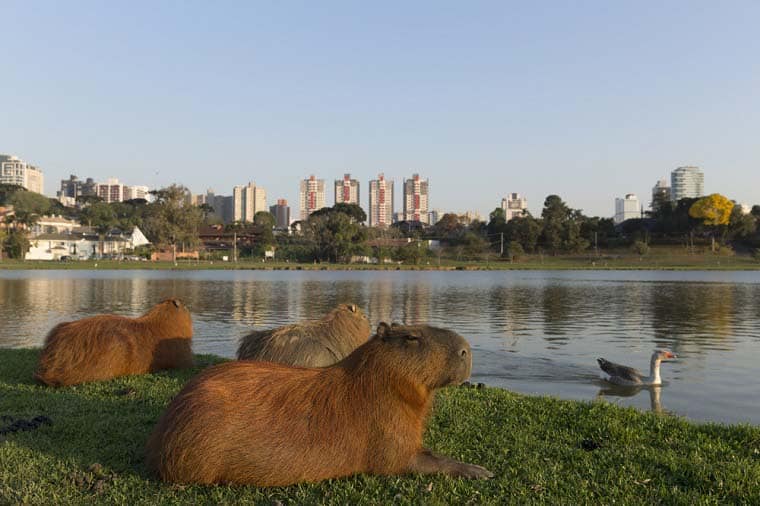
[597,350,676,386]
[596,384,665,414]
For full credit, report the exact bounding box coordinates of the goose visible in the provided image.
[597,350,676,386]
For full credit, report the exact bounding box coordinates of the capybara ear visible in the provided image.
[171,299,180,308]
[377,322,391,339]
[349,304,357,313]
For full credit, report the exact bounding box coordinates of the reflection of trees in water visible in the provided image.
[540,285,574,343]
[485,286,539,346]
[651,283,737,353]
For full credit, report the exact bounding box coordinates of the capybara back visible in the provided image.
[35,298,193,386]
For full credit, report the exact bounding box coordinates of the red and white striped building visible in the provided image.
[334,173,360,206]
[368,173,394,228]
[299,175,326,221]
[402,173,429,224]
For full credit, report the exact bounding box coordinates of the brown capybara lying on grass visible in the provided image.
[35,298,193,386]
[146,322,493,486]
[236,303,371,367]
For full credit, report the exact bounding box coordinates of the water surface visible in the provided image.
[1,269,758,424]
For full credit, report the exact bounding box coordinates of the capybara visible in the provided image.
[236,303,371,367]
[35,298,193,386]
[146,322,493,486]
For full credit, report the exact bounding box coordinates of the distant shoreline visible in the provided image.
[1,256,759,272]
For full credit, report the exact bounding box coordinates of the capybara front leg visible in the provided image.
[407,449,493,479]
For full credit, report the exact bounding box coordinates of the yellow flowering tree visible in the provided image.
[688,193,734,251]
[688,194,733,226]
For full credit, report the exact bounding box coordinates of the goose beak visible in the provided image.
[665,352,677,359]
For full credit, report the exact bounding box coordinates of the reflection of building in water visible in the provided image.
[229,281,287,326]
[400,280,431,325]
[367,278,395,325]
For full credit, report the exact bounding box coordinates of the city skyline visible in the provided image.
[2,2,759,217]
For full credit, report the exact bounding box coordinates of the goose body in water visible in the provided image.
[597,350,676,386]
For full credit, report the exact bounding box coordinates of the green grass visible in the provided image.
[1,247,760,271]
[1,349,759,505]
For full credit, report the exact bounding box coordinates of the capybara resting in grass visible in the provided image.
[146,322,493,486]
[35,298,193,386]
[236,303,371,367]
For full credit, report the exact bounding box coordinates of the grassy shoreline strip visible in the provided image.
[1,349,759,504]
[1,256,760,271]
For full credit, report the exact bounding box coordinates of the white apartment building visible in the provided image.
[368,173,394,227]
[614,194,641,224]
[671,166,704,202]
[299,175,326,220]
[0,154,44,194]
[402,173,429,224]
[500,193,528,220]
[96,178,150,203]
[124,185,150,201]
[232,182,267,222]
[334,173,360,206]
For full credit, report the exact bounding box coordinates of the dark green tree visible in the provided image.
[80,202,117,257]
[144,185,203,262]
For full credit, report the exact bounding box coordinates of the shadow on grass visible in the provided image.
[0,349,224,477]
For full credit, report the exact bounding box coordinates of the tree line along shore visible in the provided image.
[1,349,758,504]
[2,182,760,266]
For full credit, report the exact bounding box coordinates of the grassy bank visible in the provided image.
[1,349,758,504]
[1,249,760,271]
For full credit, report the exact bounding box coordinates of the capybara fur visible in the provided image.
[236,303,371,367]
[35,298,193,386]
[146,322,493,486]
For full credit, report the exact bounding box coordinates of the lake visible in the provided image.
[1,269,758,425]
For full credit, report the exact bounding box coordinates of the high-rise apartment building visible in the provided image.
[269,198,291,229]
[614,194,641,224]
[670,166,704,202]
[368,173,394,227]
[299,175,326,221]
[500,193,528,220]
[651,178,671,211]
[232,182,267,222]
[0,154,44,194]
[402,173,429,224]
[334,173,360,206]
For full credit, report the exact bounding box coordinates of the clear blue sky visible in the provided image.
[2,1,759,218]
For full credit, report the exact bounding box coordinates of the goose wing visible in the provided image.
[597,358,643,383]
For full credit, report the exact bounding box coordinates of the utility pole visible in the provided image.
[233,232,237,262]
[594,231,598,257]
[500,232,504,257]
